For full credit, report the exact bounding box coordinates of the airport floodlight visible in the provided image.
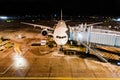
[12,54,28,70]
[0,16,8,20]
[113,18,120,22]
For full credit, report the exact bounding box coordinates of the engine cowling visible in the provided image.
[41,30,48,36]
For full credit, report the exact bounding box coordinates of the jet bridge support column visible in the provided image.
[85,27,91,55]
[85,44,90,54]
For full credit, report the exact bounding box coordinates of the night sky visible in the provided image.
[0,0,120,16]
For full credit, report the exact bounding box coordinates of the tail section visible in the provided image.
[61,9,62,20]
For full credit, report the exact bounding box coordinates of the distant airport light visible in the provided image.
[12,54,28,70]
[117,62,120,66]
[0,16,8,20]
[117,18,120,21]
[113,18,120,21]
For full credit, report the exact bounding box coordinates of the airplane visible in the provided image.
[21,10,68,48]
[21,10,102,49]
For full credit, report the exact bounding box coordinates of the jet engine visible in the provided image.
[41,29,48,36]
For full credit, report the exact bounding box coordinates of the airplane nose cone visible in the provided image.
[53,22,68,45]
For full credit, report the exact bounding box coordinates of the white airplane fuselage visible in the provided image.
[53,20,68,46]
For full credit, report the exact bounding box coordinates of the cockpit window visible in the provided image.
[56,36,66,39]
[62,36,66,38]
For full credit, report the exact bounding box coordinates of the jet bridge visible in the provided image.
[89,29,120,47]
[69,26,120,47]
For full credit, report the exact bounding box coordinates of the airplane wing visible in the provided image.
[86,22,103,26]
[21,22,54,30]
